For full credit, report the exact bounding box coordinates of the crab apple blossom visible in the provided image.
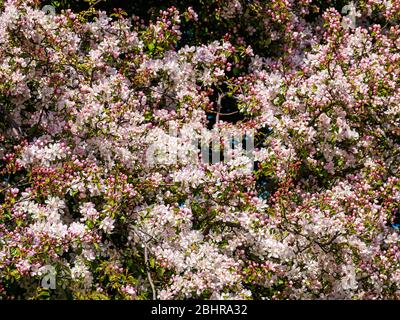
[0,0,399,300]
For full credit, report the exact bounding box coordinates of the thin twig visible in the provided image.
[215,93,225,125]
[144,244,157,300]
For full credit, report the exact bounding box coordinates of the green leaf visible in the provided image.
[157,267,165,277]
[147,43,155,52]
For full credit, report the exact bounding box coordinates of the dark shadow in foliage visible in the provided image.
[206,88,245,130]
[253,126,275,199]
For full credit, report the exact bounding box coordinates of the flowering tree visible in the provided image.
[0,0,399,299]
